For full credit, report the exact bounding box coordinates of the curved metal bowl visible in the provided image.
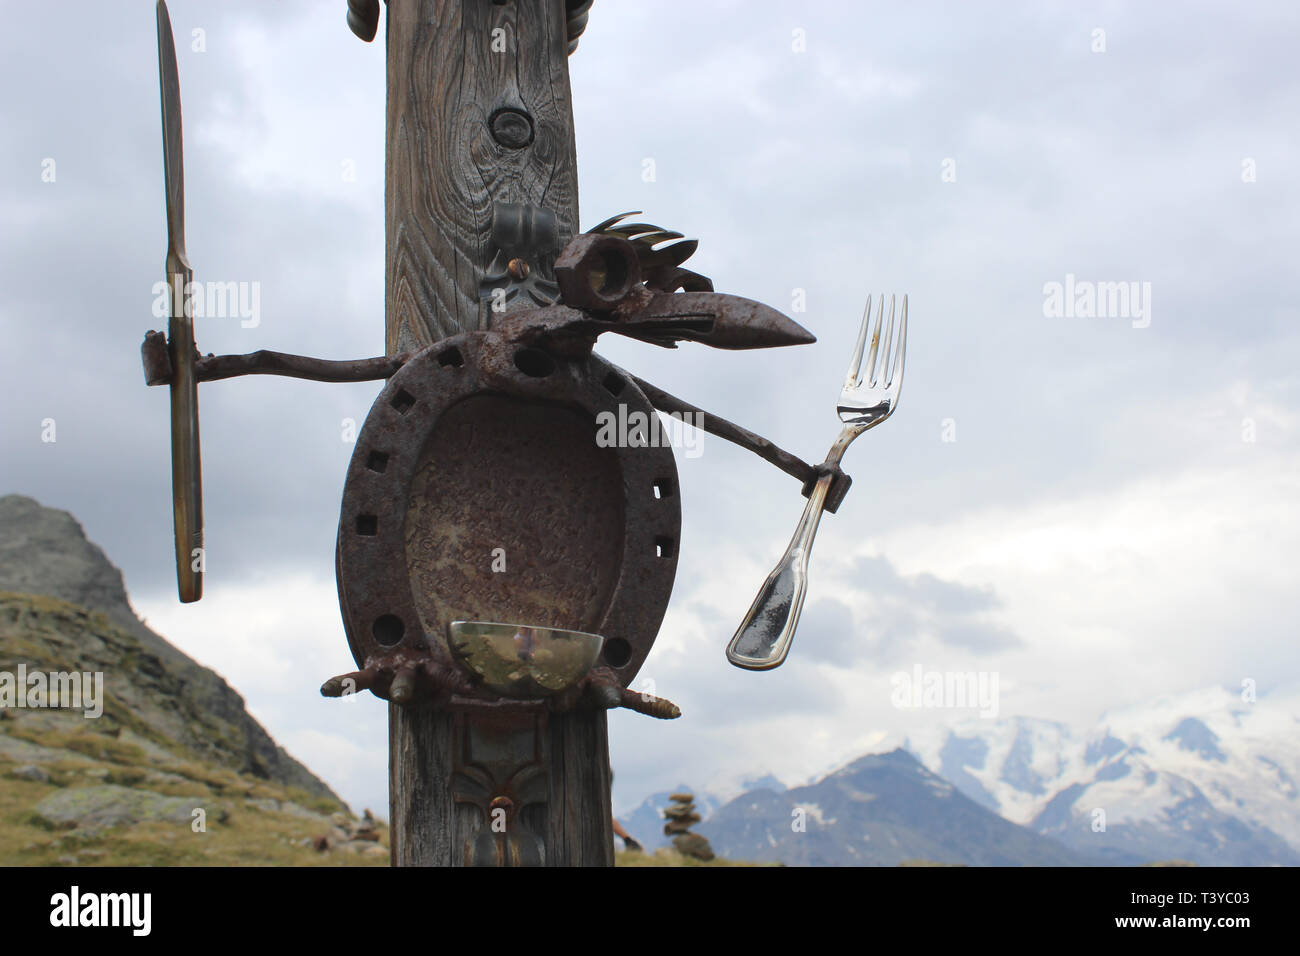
[448,621,605,699]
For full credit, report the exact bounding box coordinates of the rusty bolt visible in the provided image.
[507,257,530,280]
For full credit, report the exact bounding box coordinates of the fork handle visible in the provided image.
[725,468,834,670]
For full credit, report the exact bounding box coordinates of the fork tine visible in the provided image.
[845,296,874,386]
[887,294,907,389]
[872,294,895,386]
[860,295,885,387]
[868,295,888,384]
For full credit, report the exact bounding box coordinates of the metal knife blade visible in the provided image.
[157,0,203,603]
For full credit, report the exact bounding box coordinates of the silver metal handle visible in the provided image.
[726,424,861,670]
[725,469,833,670]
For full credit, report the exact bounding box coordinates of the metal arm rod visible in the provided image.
[629,373,817,485]
[141,332,412,386]
[196,349,412,383]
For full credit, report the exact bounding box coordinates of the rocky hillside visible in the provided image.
[0,494,386,865]
[0,494,332,797]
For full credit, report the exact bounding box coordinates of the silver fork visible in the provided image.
[726,294,908,670]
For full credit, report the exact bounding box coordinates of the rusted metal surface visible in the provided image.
[143,341,413,386]
[329,329,682,714]
[802,462,853,515]
[629,374,853,513]
[554,233,642,310]
[587,211,712,293]
[194,349,411,383]
[616,686,681,720]
[504,231,816,352]
[495,295,814,352]
[630,373,812,483]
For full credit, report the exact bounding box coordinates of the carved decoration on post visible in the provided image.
[451,713,550,867]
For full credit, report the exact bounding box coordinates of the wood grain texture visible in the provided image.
[547,710,615,866]
[386,0,579,350]
[388,701,463,866]
[384,0,612,867]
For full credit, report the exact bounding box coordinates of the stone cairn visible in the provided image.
[310,808,387,857]
[663,792,714,861]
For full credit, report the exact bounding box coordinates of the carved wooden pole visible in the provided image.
[381,0,613,866]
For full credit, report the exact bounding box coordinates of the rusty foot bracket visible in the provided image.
[628,373,853,514]
[321,661,681,720]
[576,667,681,719]
[320,652,474,705]
[615,686,681,720]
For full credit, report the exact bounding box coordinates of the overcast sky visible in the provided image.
[2,0,1297,820]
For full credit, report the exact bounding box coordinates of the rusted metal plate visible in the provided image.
[405,393,624,635]
[335,329,680,707]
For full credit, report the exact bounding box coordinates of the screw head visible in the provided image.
[507,258,530,280]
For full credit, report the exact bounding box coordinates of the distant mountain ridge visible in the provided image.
[696,748,1091,866]
[624,689,1300,866]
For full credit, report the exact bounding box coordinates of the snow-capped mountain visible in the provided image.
[906,686,1300,865]
[697,749,1089,866]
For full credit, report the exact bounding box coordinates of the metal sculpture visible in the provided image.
[140,0,908,866]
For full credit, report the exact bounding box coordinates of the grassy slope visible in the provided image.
[0,731,390,866]
[616,849,772,867]
[0,592,387,866]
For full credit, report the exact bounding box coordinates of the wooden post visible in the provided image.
[382,0,614,866]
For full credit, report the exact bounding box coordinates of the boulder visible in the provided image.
[33,784,214,831]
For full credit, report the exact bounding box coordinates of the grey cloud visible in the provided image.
[825,555,1023,660]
